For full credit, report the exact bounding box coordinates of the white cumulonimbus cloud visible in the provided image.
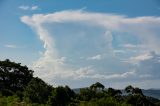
[21,10,160,87]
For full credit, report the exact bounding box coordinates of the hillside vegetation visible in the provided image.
[0,59,160,106]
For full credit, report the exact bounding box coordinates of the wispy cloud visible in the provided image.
[19,5,29,10]
[113,50,126,54]
[125,51,155,64]
[87,54,102,60]
[31,6,39,10]
[4,44,17,48]
[19,5,39,11]
[121,44,139,48]
[134,51,160,79]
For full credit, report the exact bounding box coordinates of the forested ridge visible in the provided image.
[0,59,160,106]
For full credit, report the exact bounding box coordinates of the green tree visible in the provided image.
[47,86,71,106]
[134,87,143,95]
[65,85,75,98]
[125,85,154,106]
[126,94,154,106]
[106,88,122,97]
[125,85,143,96]
[0,59,33,95]
[125,85,134,95]
[24,77,52,104]
[90,82,105,91]
[79,88,95,101]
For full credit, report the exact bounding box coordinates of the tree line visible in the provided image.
[0,59,160,106]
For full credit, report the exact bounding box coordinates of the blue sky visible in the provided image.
[1,0,160,89]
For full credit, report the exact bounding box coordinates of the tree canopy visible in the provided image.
[24,77,52,104]
[90,82,105,91]
[0,59,33,95]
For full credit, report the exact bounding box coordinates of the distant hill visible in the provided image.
[142,89,160,100]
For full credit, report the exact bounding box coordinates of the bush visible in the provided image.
[79,97,131,106]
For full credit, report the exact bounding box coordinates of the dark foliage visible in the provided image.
[0,59,33,96]
[47,86,75,106]
[24,77,52,104]
[90,82,105,91]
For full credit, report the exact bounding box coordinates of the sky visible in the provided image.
[0,0,160,89]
